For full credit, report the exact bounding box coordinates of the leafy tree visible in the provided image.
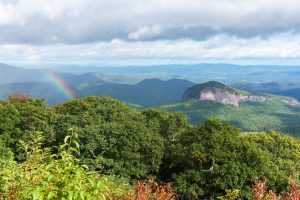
[241,131,300,192]
[1,95,300,199]
[141,109,190,181]
[0,95,57,159]
[0,130,133,199]
[54,96,164,179]
[165,120,300,199]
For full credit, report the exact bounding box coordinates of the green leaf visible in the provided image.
[80,191,85,200]
[68,191,74,200]
[47,191,56,199]
[64,135,71,144]
[73,141,80,149]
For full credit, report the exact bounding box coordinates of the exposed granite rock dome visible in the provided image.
[182,81,266,107]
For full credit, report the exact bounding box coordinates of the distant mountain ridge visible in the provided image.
[0,64,194,106]
[1,63,300,109]
[233,81,300,101]
[0,63,47,84]
[2,64,300,137]
[0,63,113,86]
[0,82,68,105]
[78,78,194,107]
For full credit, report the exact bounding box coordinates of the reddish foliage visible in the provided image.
[253,178,300,200]
[135,179,176,200]
[6,186,17,200]
[285,183,300,200]
[2,94,29,105]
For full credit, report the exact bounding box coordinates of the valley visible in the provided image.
[1,63,300,137]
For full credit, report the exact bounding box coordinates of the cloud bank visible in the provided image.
[1,0,300,64]
[2,0,300,43]
[2,34,300,63]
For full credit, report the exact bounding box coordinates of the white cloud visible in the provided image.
[128,25,162,40]
[0,3,22,25]
[1,0,300,63]
[1,0,300,44]
[1,33,300,63]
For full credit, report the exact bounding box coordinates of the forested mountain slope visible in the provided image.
[78,78,194,107]
[160,81,300,137]
[234,81,300,101]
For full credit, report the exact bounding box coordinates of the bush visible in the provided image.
[0,130,133,199]
[252,178,300,200]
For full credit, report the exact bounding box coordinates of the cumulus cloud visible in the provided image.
[1,33,300,64]
[128,25,162,40]
[1,0,300,44]
[1,0,300,63]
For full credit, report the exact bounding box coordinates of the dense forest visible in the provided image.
[1,95,300,199]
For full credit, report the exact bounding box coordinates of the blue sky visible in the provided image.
[1,0,300,66]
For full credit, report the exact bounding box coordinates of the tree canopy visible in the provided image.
[1,95,300,199]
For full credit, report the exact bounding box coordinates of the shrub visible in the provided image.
[0,130,133,199]
[252,178,300,200]
[135,179,175,200]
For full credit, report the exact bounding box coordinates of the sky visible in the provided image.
[1,0,300,66]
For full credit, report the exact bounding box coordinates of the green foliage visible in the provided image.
[167,120,247,199]
[54,96,164,179]
[0,96,165,180]
[142,109,189,141]
[1,95,300,199]
[141,109,191,183]
[241,131,300,190]
[0,139,12,159]
[0,130,133,200]
[218,189,239,200]
[158,119,300,199]
[0,95,57,160]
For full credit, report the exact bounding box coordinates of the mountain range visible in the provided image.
[0,63,193,106]
[1,63,300,136]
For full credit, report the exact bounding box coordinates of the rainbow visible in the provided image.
[45,70,76,99]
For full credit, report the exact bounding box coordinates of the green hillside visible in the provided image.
[2,95,300,199]
[78,78,194,107]
[160,95,300,137]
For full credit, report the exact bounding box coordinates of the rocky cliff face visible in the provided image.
[280,99,299,106]
[183,84,266,107]
[199,88,241,107]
